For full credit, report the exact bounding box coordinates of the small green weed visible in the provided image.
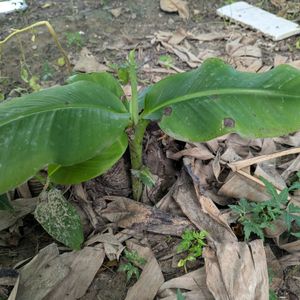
[229,177,300,240]
[176,289,185,300]
[20,66,41,92]
[118,249,146,282]
[42,62,56,81]
[158,55,174,69]
[224,0,236,4]
[268,268,278,300]
[177,229,207,272]
[65,32,84,48]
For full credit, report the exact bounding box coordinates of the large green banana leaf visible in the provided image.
[0,81,130,194]
[142,58,300,142]
[48,133,128,184]
[67,72,125,99]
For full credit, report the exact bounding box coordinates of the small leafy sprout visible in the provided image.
[158,55,174,69]
[268,268,278,300]
[118,249,147,282]
[65,32,84,48]
[229,177,300,241]
[177,230,208,272]
[131,166,156,188]
[176,289,185,300]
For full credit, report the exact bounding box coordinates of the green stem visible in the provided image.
[128,50,139,126]
[129,119,149,201]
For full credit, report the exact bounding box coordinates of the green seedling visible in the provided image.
[42,62,56,81]
[158,55,174,69]
[65,31,84,48]
[20,66,41,92]
[118,249,147,282]
[229,177,300,241]
[268,268,278,300]
[2,21,300,250]
[176,289,185,300]
[0,90,4,101]
[177,230,207,272]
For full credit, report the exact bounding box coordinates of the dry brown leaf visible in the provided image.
[172,171,237,243]
[101,196,192,236]
[281,154,300,180]
[73,47,109,73]
[9,243,106,300]
[226,40,262,58]
[274,132,300,146]
[254,163,286,190]
[160,0,189,19]
[274,54,289,66]
[86,232,125,261]
[204,240,269,300]
[263,219,287,238]
[9,244,69,300]
[73,184,99,228]
[125,243,164,300]
[110,7,122,18]
[168,28,187,45]
[188,32,227,41]
[218,172,270,202]
[228,147,300,172]
[45,245,105,300]
[278,239,300,253]
[157,268,213,299]
[280,252,300,268]
[167,144,214,161]
[0,197,38,231]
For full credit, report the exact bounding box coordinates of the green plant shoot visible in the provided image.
[118,249,146,282]
[2,33,300,249]
[177,229,207,272]
[229,177,300,240]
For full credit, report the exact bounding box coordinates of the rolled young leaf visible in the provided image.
[0,81,130,194]
[142,58,300,142]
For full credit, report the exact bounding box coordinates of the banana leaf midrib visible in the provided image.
[142,88,300,117]
[0,104,130,127]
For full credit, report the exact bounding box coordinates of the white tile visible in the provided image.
[217,1,300,41]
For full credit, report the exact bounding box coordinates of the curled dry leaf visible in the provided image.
[45,245,105,300]
[125,243,164,300]
[0,197,38,231]
[172,170,237,243]
[157,268,214,300]
[204,240,269,300]
[73,47,109,73]
[160,0,189,19]
[101,196,192,236]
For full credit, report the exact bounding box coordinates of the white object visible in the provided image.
[0,0,27,15]
[217,1,300,41]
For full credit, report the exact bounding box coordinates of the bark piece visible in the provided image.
[101,196,192,236]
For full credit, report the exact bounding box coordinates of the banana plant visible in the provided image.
[1,52,300,248]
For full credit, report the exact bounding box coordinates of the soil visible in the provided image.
[1,0,300,299]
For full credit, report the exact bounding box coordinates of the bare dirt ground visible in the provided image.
[1,0,300,299]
